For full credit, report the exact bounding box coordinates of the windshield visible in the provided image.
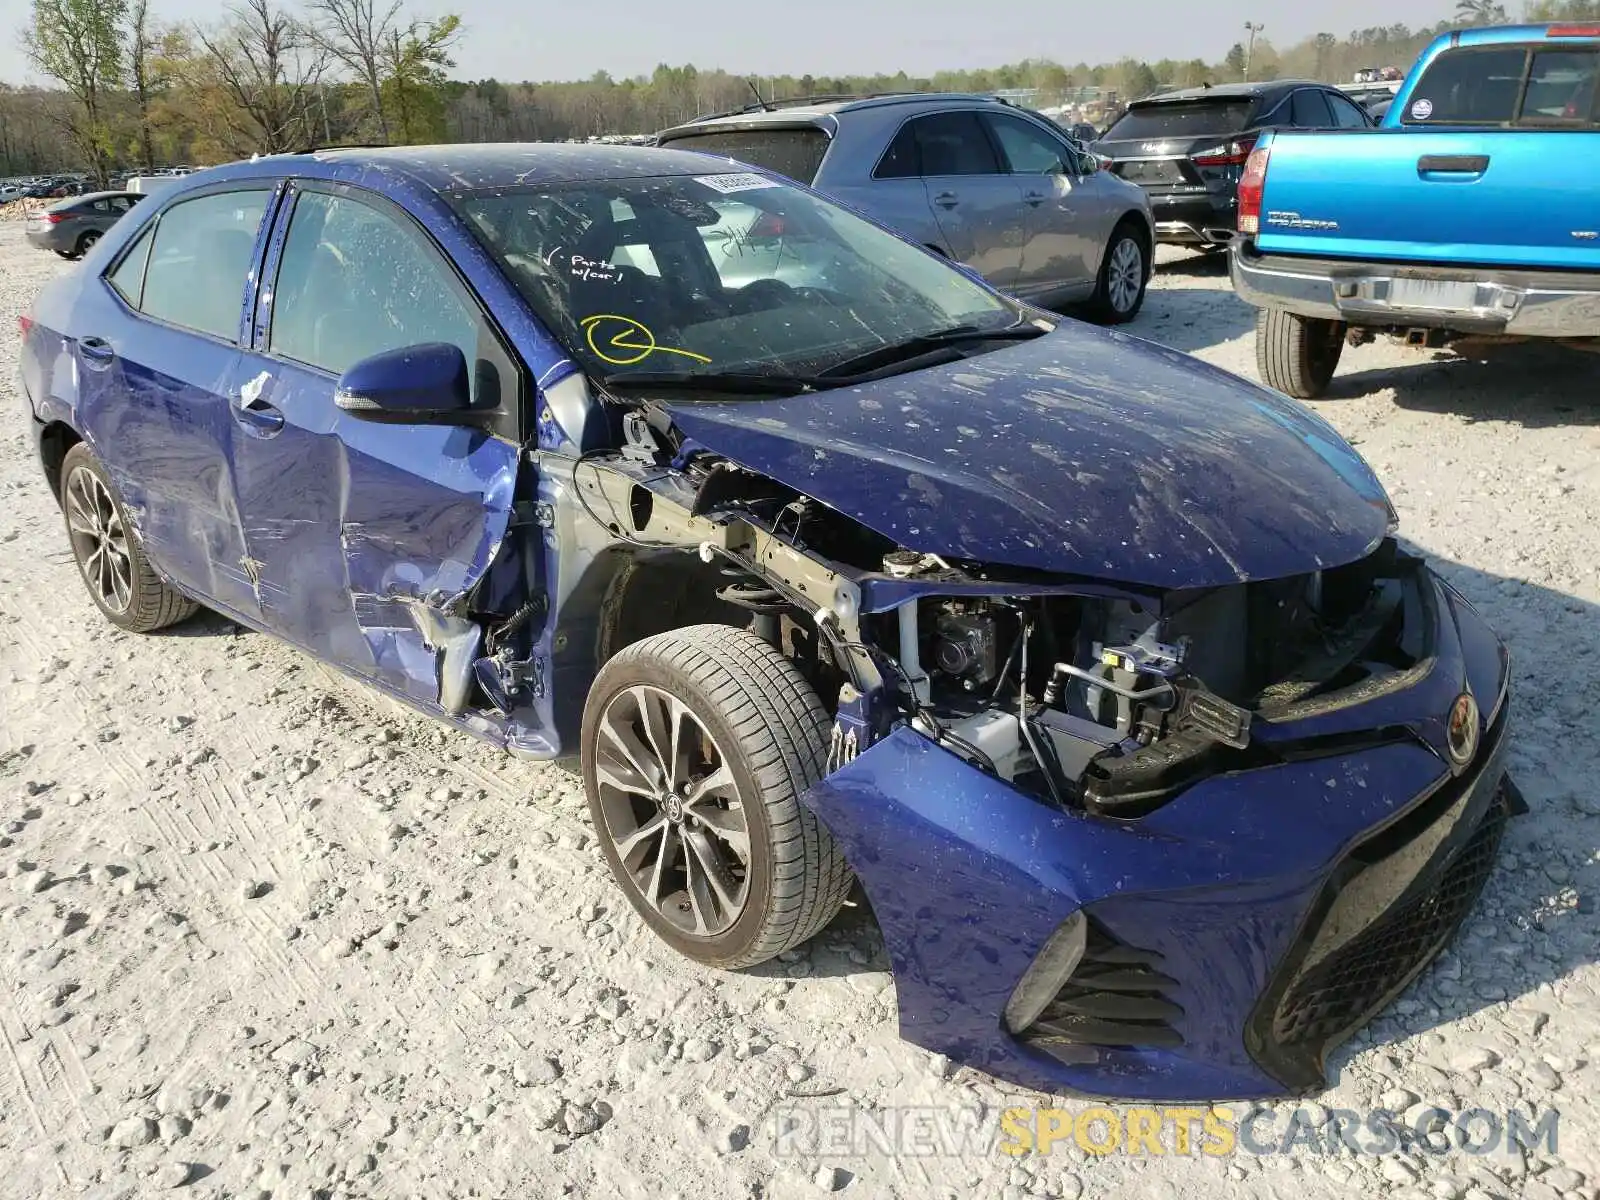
[1103,100,1255,140]
[454,173,1017,385]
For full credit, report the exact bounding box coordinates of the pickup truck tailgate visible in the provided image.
[1256,129,1600,270]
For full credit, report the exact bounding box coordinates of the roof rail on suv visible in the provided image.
[684,91,1006,125]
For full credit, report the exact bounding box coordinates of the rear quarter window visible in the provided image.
[659,127,830,185]
[1104,99,1255,140]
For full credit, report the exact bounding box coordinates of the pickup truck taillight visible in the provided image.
[1237,145,1271,235]
[1192,137,1257,167]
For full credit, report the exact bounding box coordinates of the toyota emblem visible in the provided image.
[1446,692,1479,769]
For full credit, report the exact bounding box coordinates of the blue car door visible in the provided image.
[227,181,522,715]
[75,185,279,621]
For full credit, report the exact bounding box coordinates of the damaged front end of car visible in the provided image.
[522,364,1515,1101]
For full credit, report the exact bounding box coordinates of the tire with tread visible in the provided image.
[1087,219,1149,324]
[60,443,198,633]
[581,625,853,969]
[1256,307,1346,399]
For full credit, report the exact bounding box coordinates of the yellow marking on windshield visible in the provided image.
[580,314,711,366]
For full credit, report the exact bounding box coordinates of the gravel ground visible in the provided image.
[1,225,1598,1200]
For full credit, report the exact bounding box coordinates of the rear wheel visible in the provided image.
[75,230,101,256]
[581,625,852,969]
[59,444,198,633]
[1256,308,1346,399]
[1088,222,1149,323]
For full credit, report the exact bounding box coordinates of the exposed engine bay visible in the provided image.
[547,397,1422,818]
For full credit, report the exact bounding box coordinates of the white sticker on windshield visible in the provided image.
[1411,98,1434,120]
[694,173,781,194]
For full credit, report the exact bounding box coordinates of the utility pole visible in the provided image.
[1243,21,1264,81]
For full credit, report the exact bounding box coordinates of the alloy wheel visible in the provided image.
[65,466,133,614]
[1108,237,1145,315]
[591,684,751,937]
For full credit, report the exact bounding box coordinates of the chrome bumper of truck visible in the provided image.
[1232,245,1600,337]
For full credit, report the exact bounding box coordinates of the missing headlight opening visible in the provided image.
[576,434,1424,820]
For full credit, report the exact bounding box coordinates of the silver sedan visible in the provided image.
[658,94,1155,322]
[26,191,145,260]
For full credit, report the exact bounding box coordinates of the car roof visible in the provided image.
[663,92,1009,132]
[1446,22,1600,48]
[181,141,775,195]
[46,190,136,211]
[1129,80,1322,106]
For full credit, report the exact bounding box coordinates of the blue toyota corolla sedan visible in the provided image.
[17,144,1517,1100]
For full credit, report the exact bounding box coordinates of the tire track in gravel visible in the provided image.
[0,1001,70,1188]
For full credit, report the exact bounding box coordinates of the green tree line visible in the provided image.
[5,0,1598,181]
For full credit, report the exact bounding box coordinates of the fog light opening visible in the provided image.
[1003,911,1089,1035]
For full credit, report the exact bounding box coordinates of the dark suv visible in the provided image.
[1092,81,1372,252]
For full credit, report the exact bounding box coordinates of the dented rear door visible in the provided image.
[75,184,280,623]
[229,181,521,712]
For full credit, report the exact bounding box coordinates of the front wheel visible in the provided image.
[581,626,853,969]
[1255,308,1346,399]
[1088,223,1149,324]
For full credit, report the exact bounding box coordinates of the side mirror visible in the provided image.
[335,342,475,424]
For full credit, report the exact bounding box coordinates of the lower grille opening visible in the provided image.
[1020,922,1185,1051]
[1271,798,1506,1049]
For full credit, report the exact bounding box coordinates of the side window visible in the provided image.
[107,224,155,307]
[1520,50,1598,122]
[874,122,920,179]
[1403,46,1529,125]
[1328,94,1372,128]
[985,114,1070,174]
[911,112,1001,177]
[269,190,485,391]
[1290,89,1334,127]
[110,196,133,213]
[140,190,270,341]
[1254,99,1284,127]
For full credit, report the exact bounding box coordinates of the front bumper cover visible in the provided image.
[1232,242,1600,337]
[800,568,1512,1101]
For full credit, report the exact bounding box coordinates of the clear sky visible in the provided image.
[4,0,1463,86]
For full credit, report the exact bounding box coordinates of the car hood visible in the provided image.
[664,324,1393,590]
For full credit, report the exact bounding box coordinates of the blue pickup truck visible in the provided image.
[1232,24,1600,397]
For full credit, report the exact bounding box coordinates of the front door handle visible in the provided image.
[1023,191,1047,207]
[933,191,959,209]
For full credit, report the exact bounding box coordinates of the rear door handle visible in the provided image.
[1023,191,1047,206]
[1418,154,1489,174]
[933,191,959,209]
[78,336,115,367]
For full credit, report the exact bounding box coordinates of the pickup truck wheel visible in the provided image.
[59,444,199,633]
[581,625,853,969]
[1256,308,1345,399]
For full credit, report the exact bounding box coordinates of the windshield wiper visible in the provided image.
[600,370,831,397]
[816,322,1050,380]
